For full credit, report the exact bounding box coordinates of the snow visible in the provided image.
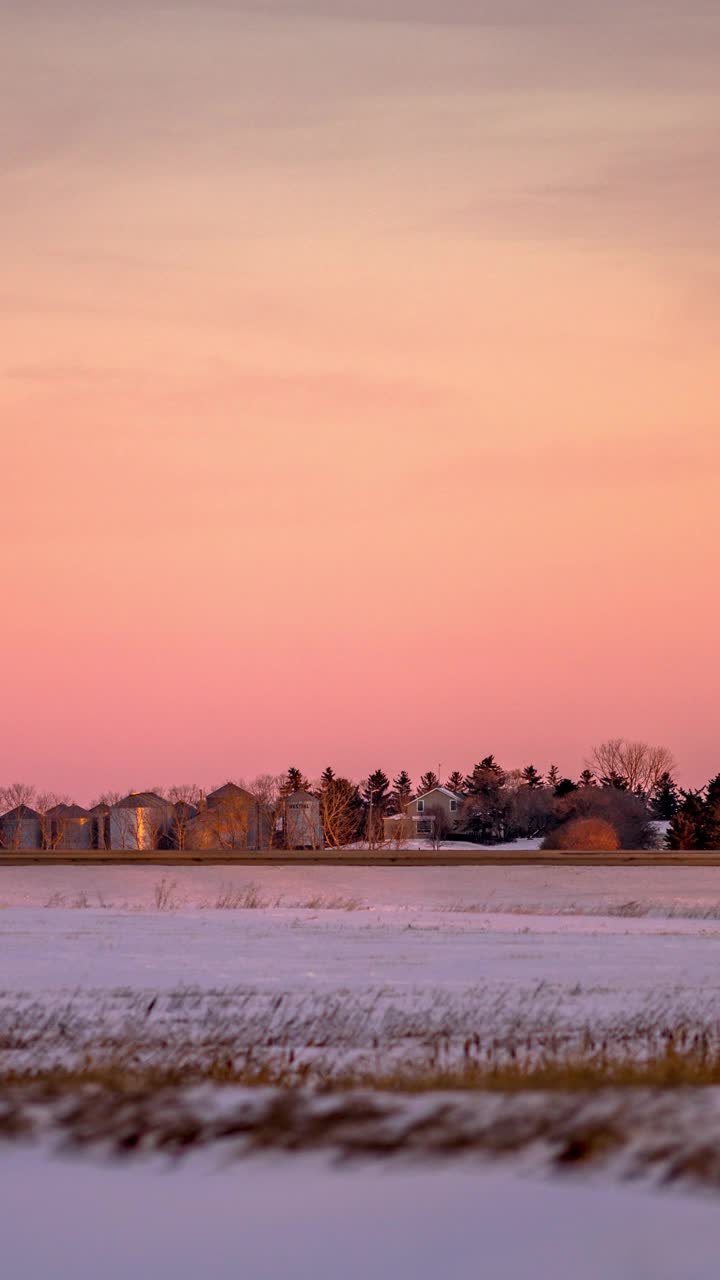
[348,837,544,850]
[2,1148,720,1279]
[1,861,719,914]
[3,861,720,1277]
[2,866,720,1075]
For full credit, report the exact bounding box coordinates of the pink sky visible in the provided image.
[1,2,719,802]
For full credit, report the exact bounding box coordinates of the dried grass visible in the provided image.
[4,1060,720,1190]
[298,895,364,912]
[4,1031,720,1094]
[153,879,178,911]
[213,883,275,910]
[446,900,720,920]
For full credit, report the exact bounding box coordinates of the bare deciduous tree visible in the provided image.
[588,739,676,796]
[249,774,284,849]
[319,776,361,849]
[206,795,251,850]
[166,784,202,851]
[425,804,446,850]
[35,792,70,850]
[0,783,38,849]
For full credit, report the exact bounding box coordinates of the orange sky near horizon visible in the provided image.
[1,1,719,802]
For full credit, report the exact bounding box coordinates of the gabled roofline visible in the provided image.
[414,786,461,803]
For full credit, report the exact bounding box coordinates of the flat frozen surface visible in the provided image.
[2,1149,720,1280]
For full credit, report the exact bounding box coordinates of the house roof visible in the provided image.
[415,787,461,802]
[113,791,171,809]
[89,802,111,814]
[1,804,40,821]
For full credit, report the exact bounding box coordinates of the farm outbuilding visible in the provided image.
[109,792,176,850]
[187,783,264,850]
[44,803,94,851]
[89,802,111,849]
[0,804,42,850]
[283,790,323,849]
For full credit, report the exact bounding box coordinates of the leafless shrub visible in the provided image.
[544,818,620,852]
[214,883,270,910]
[153,878,178,911]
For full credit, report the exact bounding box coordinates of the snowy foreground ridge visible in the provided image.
[4,864,720,1278]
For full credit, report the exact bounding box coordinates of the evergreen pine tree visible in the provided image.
[600,770,628,791]
[578,769,597,788]
[320,766,336,790]
[700,774,720,849]
[554,777,578,798]
[650,771,681,820]
[666,792,706,850]
[417,771,440,796]
[282,767,310,795]
[362,769,391,846]
[361,769,391,808]
[462,756,507,844]
[521,765,543,789]
[464,756,505,795]
[391,770,413,813]
[446,770,465,796]
[705,774,720,807]
[546,765,561,790]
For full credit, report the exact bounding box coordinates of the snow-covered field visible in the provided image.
[2,865,720,1074]
[3,864,720,1275]
[2,865,720,1075]
[1,861,719,914]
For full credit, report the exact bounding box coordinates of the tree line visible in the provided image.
[2,738,718,850]
[281,739,717,850]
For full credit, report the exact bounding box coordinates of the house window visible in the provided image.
[417,799,425,813]
[450,800,457,812]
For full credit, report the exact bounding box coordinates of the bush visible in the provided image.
[552,786,656,849]
[543,818,620,852]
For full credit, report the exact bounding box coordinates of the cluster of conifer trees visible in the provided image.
[279,754,717,849]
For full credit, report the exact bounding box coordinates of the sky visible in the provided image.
[1,0,719,801]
